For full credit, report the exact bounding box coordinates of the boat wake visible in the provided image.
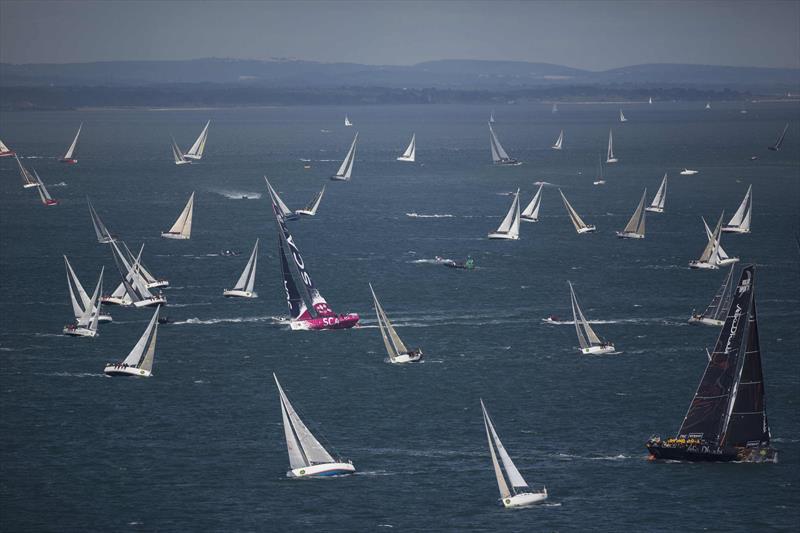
[51,181,68,187]
[554,452,631,461]
[208,188,262,200]
[174,315,276,325]
[44,372,105,378]
[405,213,455,218]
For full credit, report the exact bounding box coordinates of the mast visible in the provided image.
[493,190,520,236]
[769,123,788,150]
[481,401,529,497]
[700,266,736,322]
[481,400,511,499]
[398,134,416,161]
[278,236,308,319]
[369,284,408,360]
[489,123,511,162]
[697,213,725,264]
[301,185,325,215]
[552,130,564,150]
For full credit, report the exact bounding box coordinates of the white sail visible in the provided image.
[481,400,529,498]
[265,178,294,218]
[648,174,667,211]
[171,136,189,165]
[649,97,653,104]
[0,139,10,153]
[84,271,103,334]
[397,134,416,162]
[232,239,259,293]
[333,133,358,180]
[521,184,543,221]
[559,189,590,232]
[87,198,114,243]
[569,282,604,349]
[489,111,495,123]
[606,129,617,163]
[63,123,82,160]
[489,123,511,162]
[551,129,564,150]
[184,121,209,160]
[120,242,162,287]
[110,240,154,301]
[702,218,734,262]
[273,374,336,468]
[705,102,711,109]
[697,214,724,264]
[64,256,104,326]
[122,306,160,369]
[344,115,352,127]
[15,155,37,187]
[164,192,194,239]
[620,189,647,237]
[369,284,409,361]
[619,110,627,122]
[490,190,520,238]
[725,185,752,232]
[296,185,325,216]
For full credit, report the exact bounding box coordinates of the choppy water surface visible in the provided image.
[1,103,799,531]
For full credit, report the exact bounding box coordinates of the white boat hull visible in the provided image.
[330,175,349,181]
[503,491,548,508]
[396,156,415,162]
[174,160,191,165]
[147,280,170,289]
[294,209,316,216]
[487,232,519,240]
[581,344,615,355]
[391,352,423,364]
[133,296,167,308]
[63,326,98,337]
[577,226,596,234]
[161,232,190,240]
[520,216,538,223]
[99,314,113,324]
[616,231,645,239]
[23,183,39,189]
[104,365,152,377]
[688,315,724,327]
[493,160,523,166]
[721,227,750,234]
[645,207,663,213]
[606,158,618,164]
[287,462,356,478]
[182,154,202,161]
[716,257,740,266]
[223,289,257,298]
[593,180,606,186]
[689,261,719,270]
[680,170,699,175]
[101,296,132,306]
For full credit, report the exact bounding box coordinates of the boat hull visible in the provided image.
[182,155,202,161]
[294,209,316,216]
[503,491,548,508]
[23,183,39,189]
[99,314,113,324]
[133,297,167,308]
[581,344,615,355]
[493,160,523,166]
[520,216,538,223]
[606,158,618,164]
[101,296,132,307]
[63,326,97,337]
[289,313,359,331]
[576,226,596,234]
[392,350,423,364]
[645,207,664,213]
[287,462,356,478]
[646,442,777,463]
[104,365,152,377]
[487,232,519,240]
[0,151,15,157]
[396,156,415,162]
[616,231,645,239]
[688,315,724,327]
[43,200,59,206]
[689,261,719,270]
[593,180,606,185]
[330,175,350,181]
[161,232,190,240]
[60,159,78,164]
[721,227,750,234]
[147,280,170,289]
[223,289,257,298]
[175,160,191,165]
[716,258,740,266]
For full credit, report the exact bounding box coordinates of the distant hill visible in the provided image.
[1,58,797,89]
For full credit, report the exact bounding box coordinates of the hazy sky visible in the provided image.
[1,0,798,69]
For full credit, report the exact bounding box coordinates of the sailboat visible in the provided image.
[616,189,647,239]
[552,103,558,113]
[265,178,298,220]
[690,213,725,270]
[121,242,169,289]
[104,306,160,377]
[649,97,653,105]
[559,189,595,233]
[645,174,668,213]
[703,218,739,266]
[274,373,356,477]
[33,170,58,206]
[344,115,353,127]
[224,239,259,298]
[183,120,210,161]
[646,266,777,463]
[489,110,496,123]
[722,185,752,234]
[689,266,736,326]
[63,263,105,337]
[171,136,191,165]
[161,192,194,239]
[593,155,606,185]
[397,134,416,162]
[568,281,615,354]
[768,123,788,151]
[369,283,423,363]
[488,189,521,239]
[60,123,82,164]
[520,184,543,223]
[489,123,521,166]
[481,399,547,508]
[551,129,564,150]
[0,139,14,157]
[64,256,113,324]
[705,102,712,110]
[87,198,116,243]
[14,154,38,188]
[619,109,628,123]
[331,133,358,181]
[606,129,618,163]
[680,168,699,175]
[109,240,167,307]
[273,205,359,330]
[295,185,325,217]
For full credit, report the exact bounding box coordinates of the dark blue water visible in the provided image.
[1,103,798,531]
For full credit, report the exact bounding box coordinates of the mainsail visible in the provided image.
[481,400,529,500]
[62,123,82,160]
[521,184,544,221]
[724,185,752,233]
[232,239,259,293]
[568,281,605,350]
[332,133,358,180]
[768,123,788,151]
[274,374,336,469]
[369,283,409,361]
[278,235,308,319]
[184,121,210,160]
[121,306,160,372]
[620,189,647,237]
[648,174,668,212]
[552,129,564,150]
[87,198,114,243]
[619,109,627,122]
[397,134,416,162]
[15,155,38,188]
[559,189,590,232]
[163,192,194,239]
[606,129,617,163]
[678,266,769,447]
[489,123,514,163]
